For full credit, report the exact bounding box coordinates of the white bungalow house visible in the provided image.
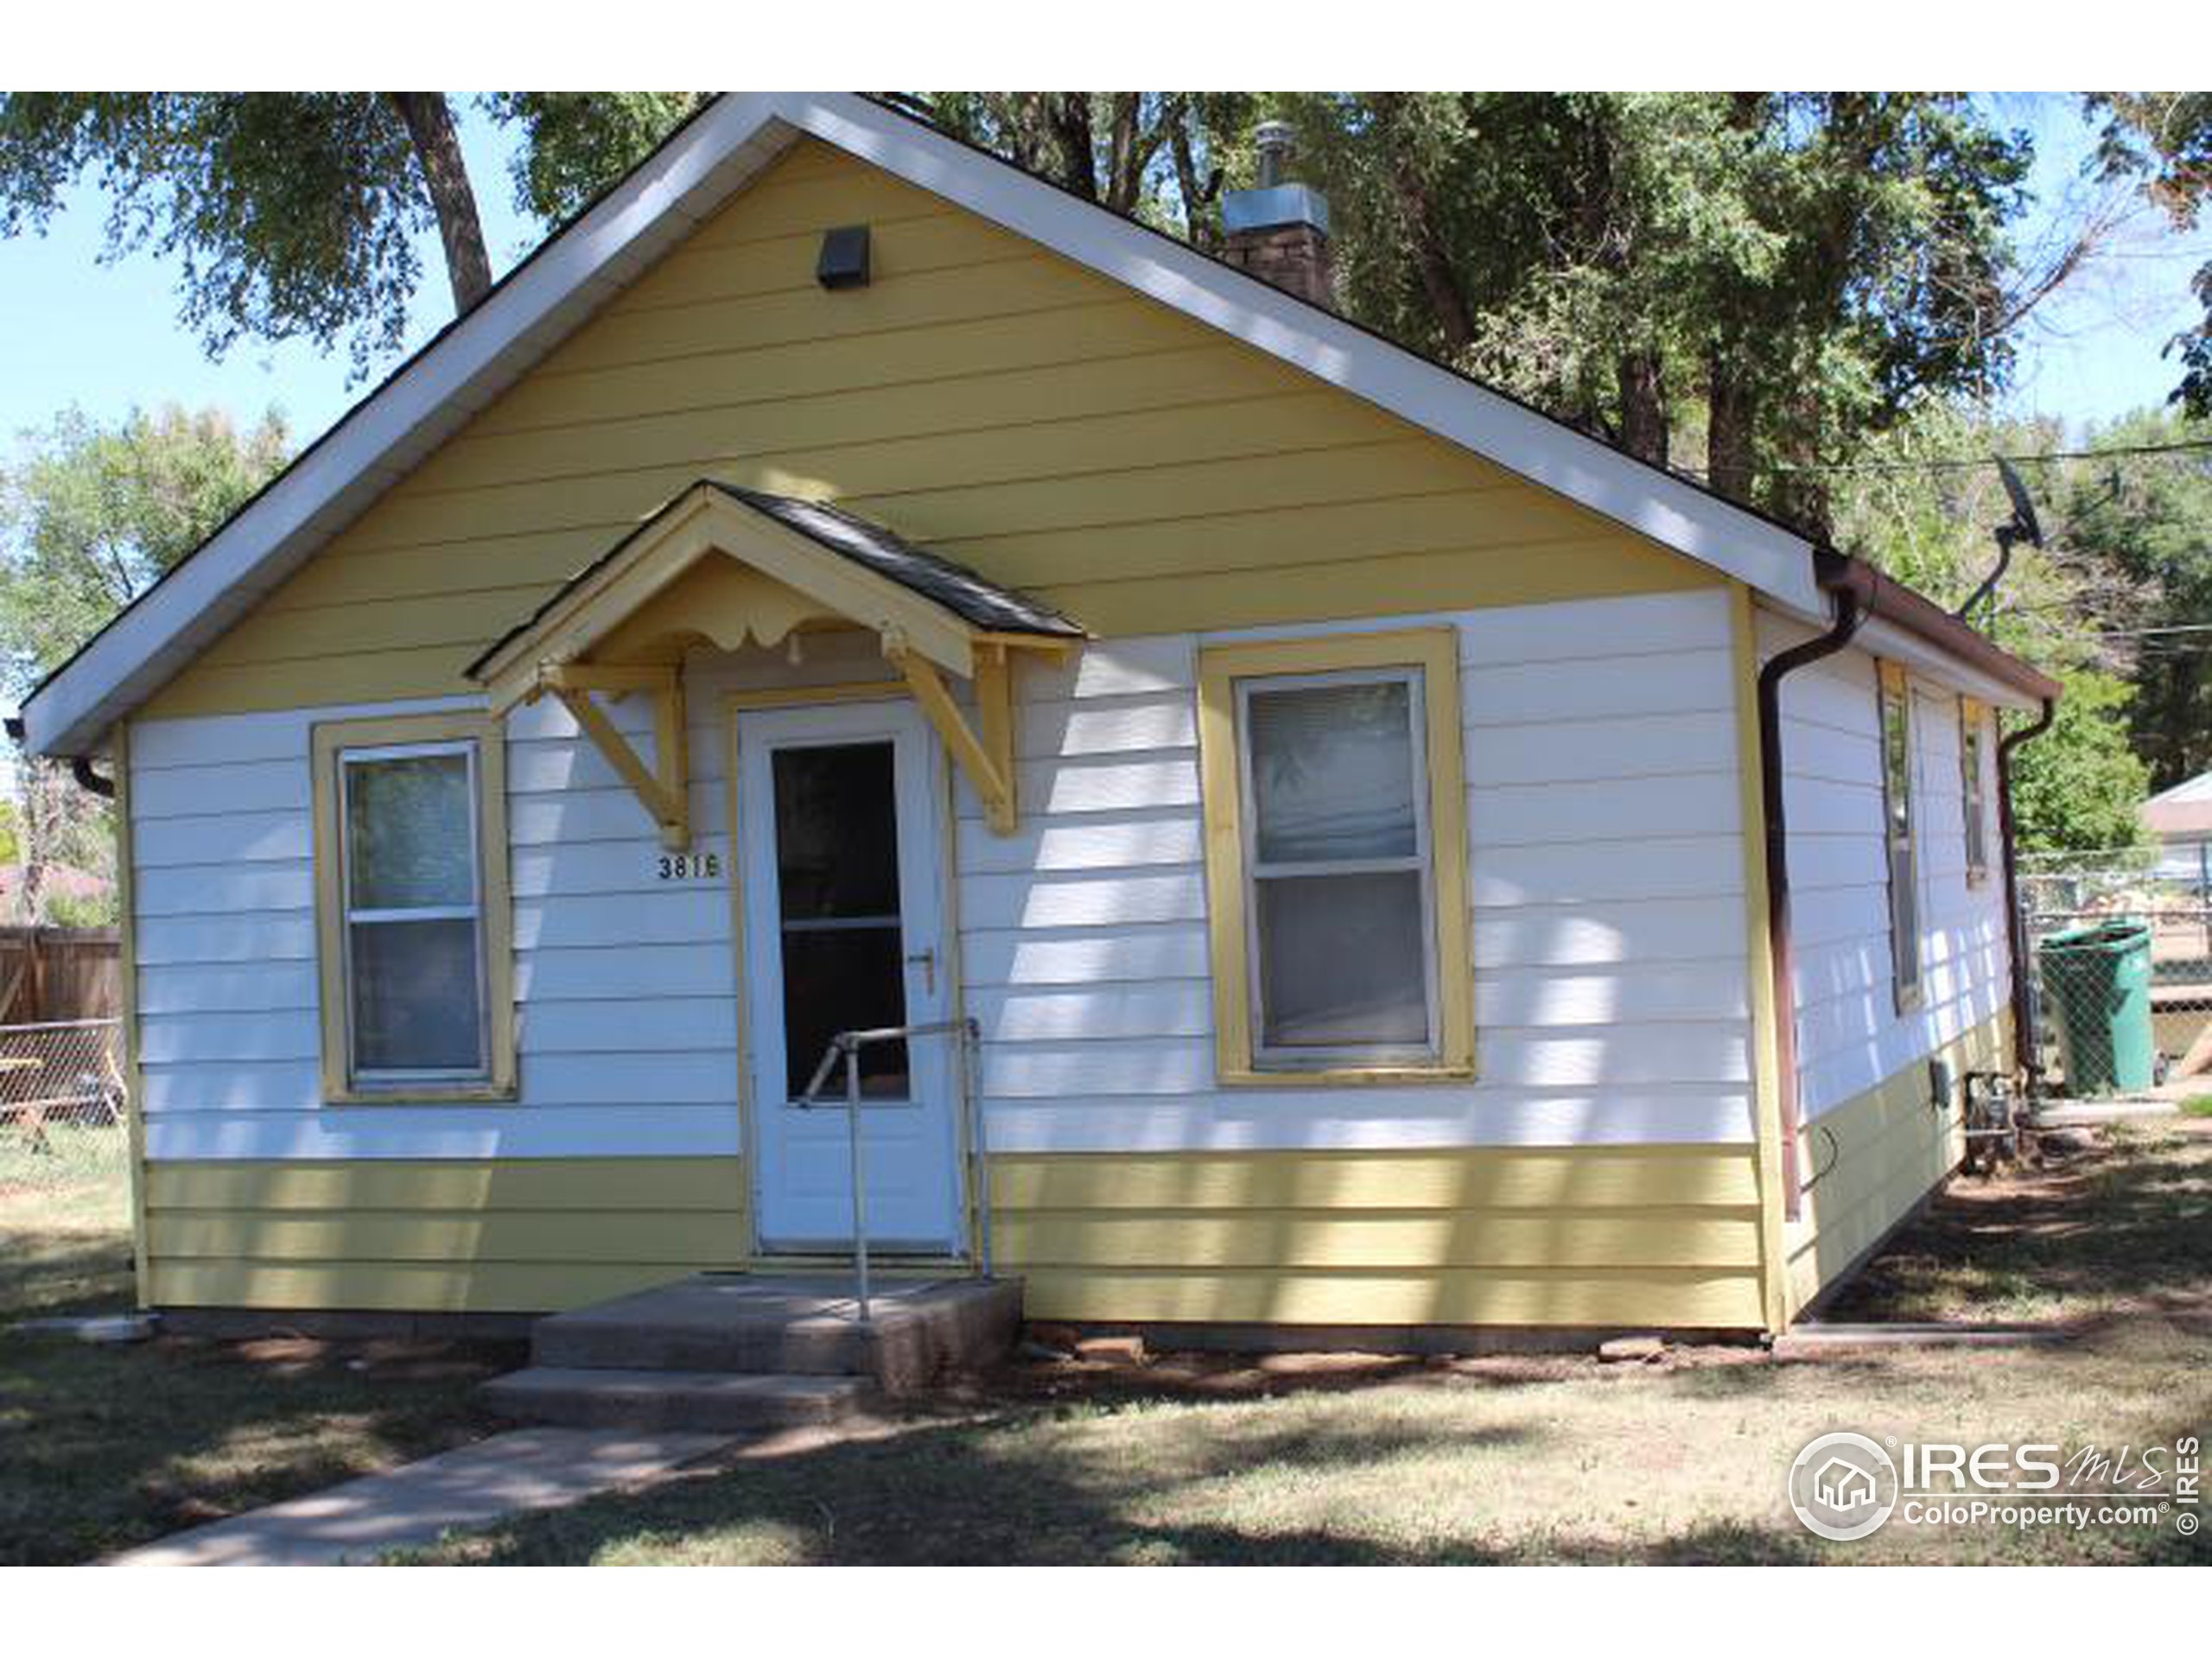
[18,92,2060,1347]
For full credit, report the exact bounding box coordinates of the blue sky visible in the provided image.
[0,92,2205,469]
[0,100,540,446]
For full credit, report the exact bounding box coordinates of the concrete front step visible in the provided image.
[483,1366,869,1433]
[530,1274,1022,1392]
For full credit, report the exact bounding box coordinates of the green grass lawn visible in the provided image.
[0,1133,519,1565]
[404,1123,2212,1567]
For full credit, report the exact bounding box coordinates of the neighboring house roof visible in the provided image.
[2145,773,2212,841]
[20,92,2042,756]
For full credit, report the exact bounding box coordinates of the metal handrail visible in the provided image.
[796,1015,986,1324]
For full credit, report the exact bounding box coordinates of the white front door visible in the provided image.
[738,699,963,1254]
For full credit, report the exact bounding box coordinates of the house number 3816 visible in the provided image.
[658,851,721,880]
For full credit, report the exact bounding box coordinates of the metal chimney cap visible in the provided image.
[1254,120,1295,189]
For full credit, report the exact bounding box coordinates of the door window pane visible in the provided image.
[779,926,911,1099]
[346,751,474,909]
[772,742,908,1096]
[1248,680,1417,863]
[1255,871,1429,1047]
[349,918,483,1071]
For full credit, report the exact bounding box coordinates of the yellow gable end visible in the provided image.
[147,138,1711,720]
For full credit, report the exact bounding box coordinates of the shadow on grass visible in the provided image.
[1827,1128,2212,1324]
[407,1405,1551,1567]
[1,1191,522,1565]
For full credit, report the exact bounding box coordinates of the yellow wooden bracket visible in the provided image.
[894,646,1017,835]
[547,664,690,849]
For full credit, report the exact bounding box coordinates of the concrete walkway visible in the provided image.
[109,1427,728,1566]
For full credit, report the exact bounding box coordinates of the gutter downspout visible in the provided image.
[1997,698,2058,1084]
[1756,551,1868,1220]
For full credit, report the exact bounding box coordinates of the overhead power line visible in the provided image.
[1680,435,2212,480]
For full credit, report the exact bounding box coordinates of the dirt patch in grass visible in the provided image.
[0,1161,520,1564]
[1825,1120,2212,1326]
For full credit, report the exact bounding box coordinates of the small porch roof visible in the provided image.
[466,480,1082,711]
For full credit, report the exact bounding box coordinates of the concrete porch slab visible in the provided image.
[529,1274,1023,1392]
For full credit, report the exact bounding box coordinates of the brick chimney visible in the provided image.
[1220,121,1333,308]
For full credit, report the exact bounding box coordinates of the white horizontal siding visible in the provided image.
[958,589,1757,1150]
[133,589,1762,1160]
[983,1088,1757,1153]
[1758,609,2013,1118]
[130,689,744,1159]
[144,1104,745,1161]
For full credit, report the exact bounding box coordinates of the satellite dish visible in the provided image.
[1955,457,2044,620]
[1996,456,2044,549]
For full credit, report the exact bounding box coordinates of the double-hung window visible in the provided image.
[1960,696,1990,887]
[1198,629,1472,1082]
[313,713,515,1101]
[1877,662,1923,1011]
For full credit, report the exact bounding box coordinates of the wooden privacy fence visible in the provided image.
[0,927,122,1026]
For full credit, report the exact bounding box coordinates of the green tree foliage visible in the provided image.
[0,94,491,377]
[0,93,711,383]
[917,93,1256,245]
[2059,408,2212,789]
[2007,672,2153,854]
[925,93,2083,540]
[0,404,286,926]
[483,93,708,224]
[1828,404,2158,853]
[0,404,290,693]
[1274,93,2056,536]
[2094,93,2212,416]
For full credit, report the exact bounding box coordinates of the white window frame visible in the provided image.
[335,737,493,1088]
[1233,664,1444,1070]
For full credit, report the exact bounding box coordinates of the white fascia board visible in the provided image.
[784,94,1824,615]
[22,96,803,758]
[28,90,1825,757]
[1851,615,2049,713]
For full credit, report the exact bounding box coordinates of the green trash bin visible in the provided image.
[2037,919,2156,1096]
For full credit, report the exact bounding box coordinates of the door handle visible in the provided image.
[905,948,936,995]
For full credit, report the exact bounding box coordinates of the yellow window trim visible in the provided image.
[1960,694,1991,888]
[311,710,518,1105]
[1196,626,1474,1087]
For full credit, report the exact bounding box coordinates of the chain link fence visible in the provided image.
[0,1018,129,1198]
[2016,846,2212,1099]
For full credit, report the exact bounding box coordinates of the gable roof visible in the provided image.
[466,480,1083,708]
[25,92,1847,758]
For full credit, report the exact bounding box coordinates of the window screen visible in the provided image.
[1878,665,1923,1008]
[1237,671,1438,1063]
[339,743,489,1079]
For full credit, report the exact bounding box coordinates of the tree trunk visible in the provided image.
[1045,94,1098,200]
[1371,96,1476,352]
[1706,346,1758,504]
[1168,118,1222,249]
[1616,350,1669,465]
[385,92,493,315]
